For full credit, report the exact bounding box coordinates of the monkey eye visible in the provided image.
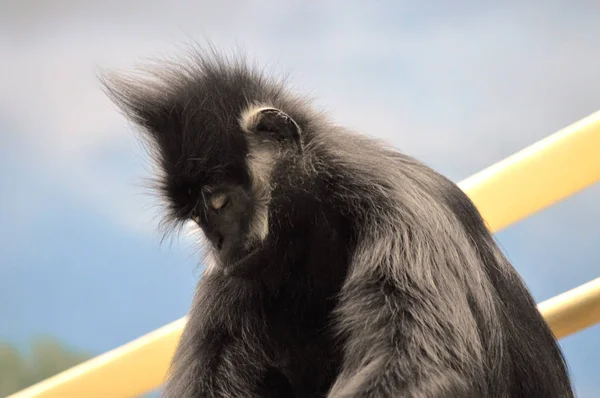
[208,192,229,211]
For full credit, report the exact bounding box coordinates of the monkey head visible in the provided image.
[102,59,309,273]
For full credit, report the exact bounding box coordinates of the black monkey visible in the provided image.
[102,50,574,398]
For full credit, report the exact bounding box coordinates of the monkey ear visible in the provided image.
[242,107,303,152]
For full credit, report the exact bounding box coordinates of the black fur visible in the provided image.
[102,49,574,398]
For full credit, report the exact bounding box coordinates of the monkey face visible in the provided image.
[163,105,303,271]
[190,183,260,268]
[163,152,260,269]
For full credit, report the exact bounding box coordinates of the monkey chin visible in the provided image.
[217,242,263,278]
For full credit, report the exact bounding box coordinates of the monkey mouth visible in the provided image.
[226,245,261,268]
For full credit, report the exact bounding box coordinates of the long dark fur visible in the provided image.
[102,48,574,398]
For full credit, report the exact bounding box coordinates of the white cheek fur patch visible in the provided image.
[245,146,276,246]
[240,103,281,247]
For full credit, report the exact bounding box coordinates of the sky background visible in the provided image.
[1,1,599,396]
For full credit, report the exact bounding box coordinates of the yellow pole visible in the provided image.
[8,110,600,398]
[539,278,600,339]
[458,110,600,232]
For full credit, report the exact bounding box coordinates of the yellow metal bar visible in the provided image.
[8,110,600,398]
[539,278,600,339]
[458,110,600,232]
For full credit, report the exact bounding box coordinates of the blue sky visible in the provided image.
[1,1,599,396]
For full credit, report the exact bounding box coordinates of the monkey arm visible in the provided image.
[327,255,489,398]
[162,275,280,398]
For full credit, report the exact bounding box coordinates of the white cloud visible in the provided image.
[1,1,599,235]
